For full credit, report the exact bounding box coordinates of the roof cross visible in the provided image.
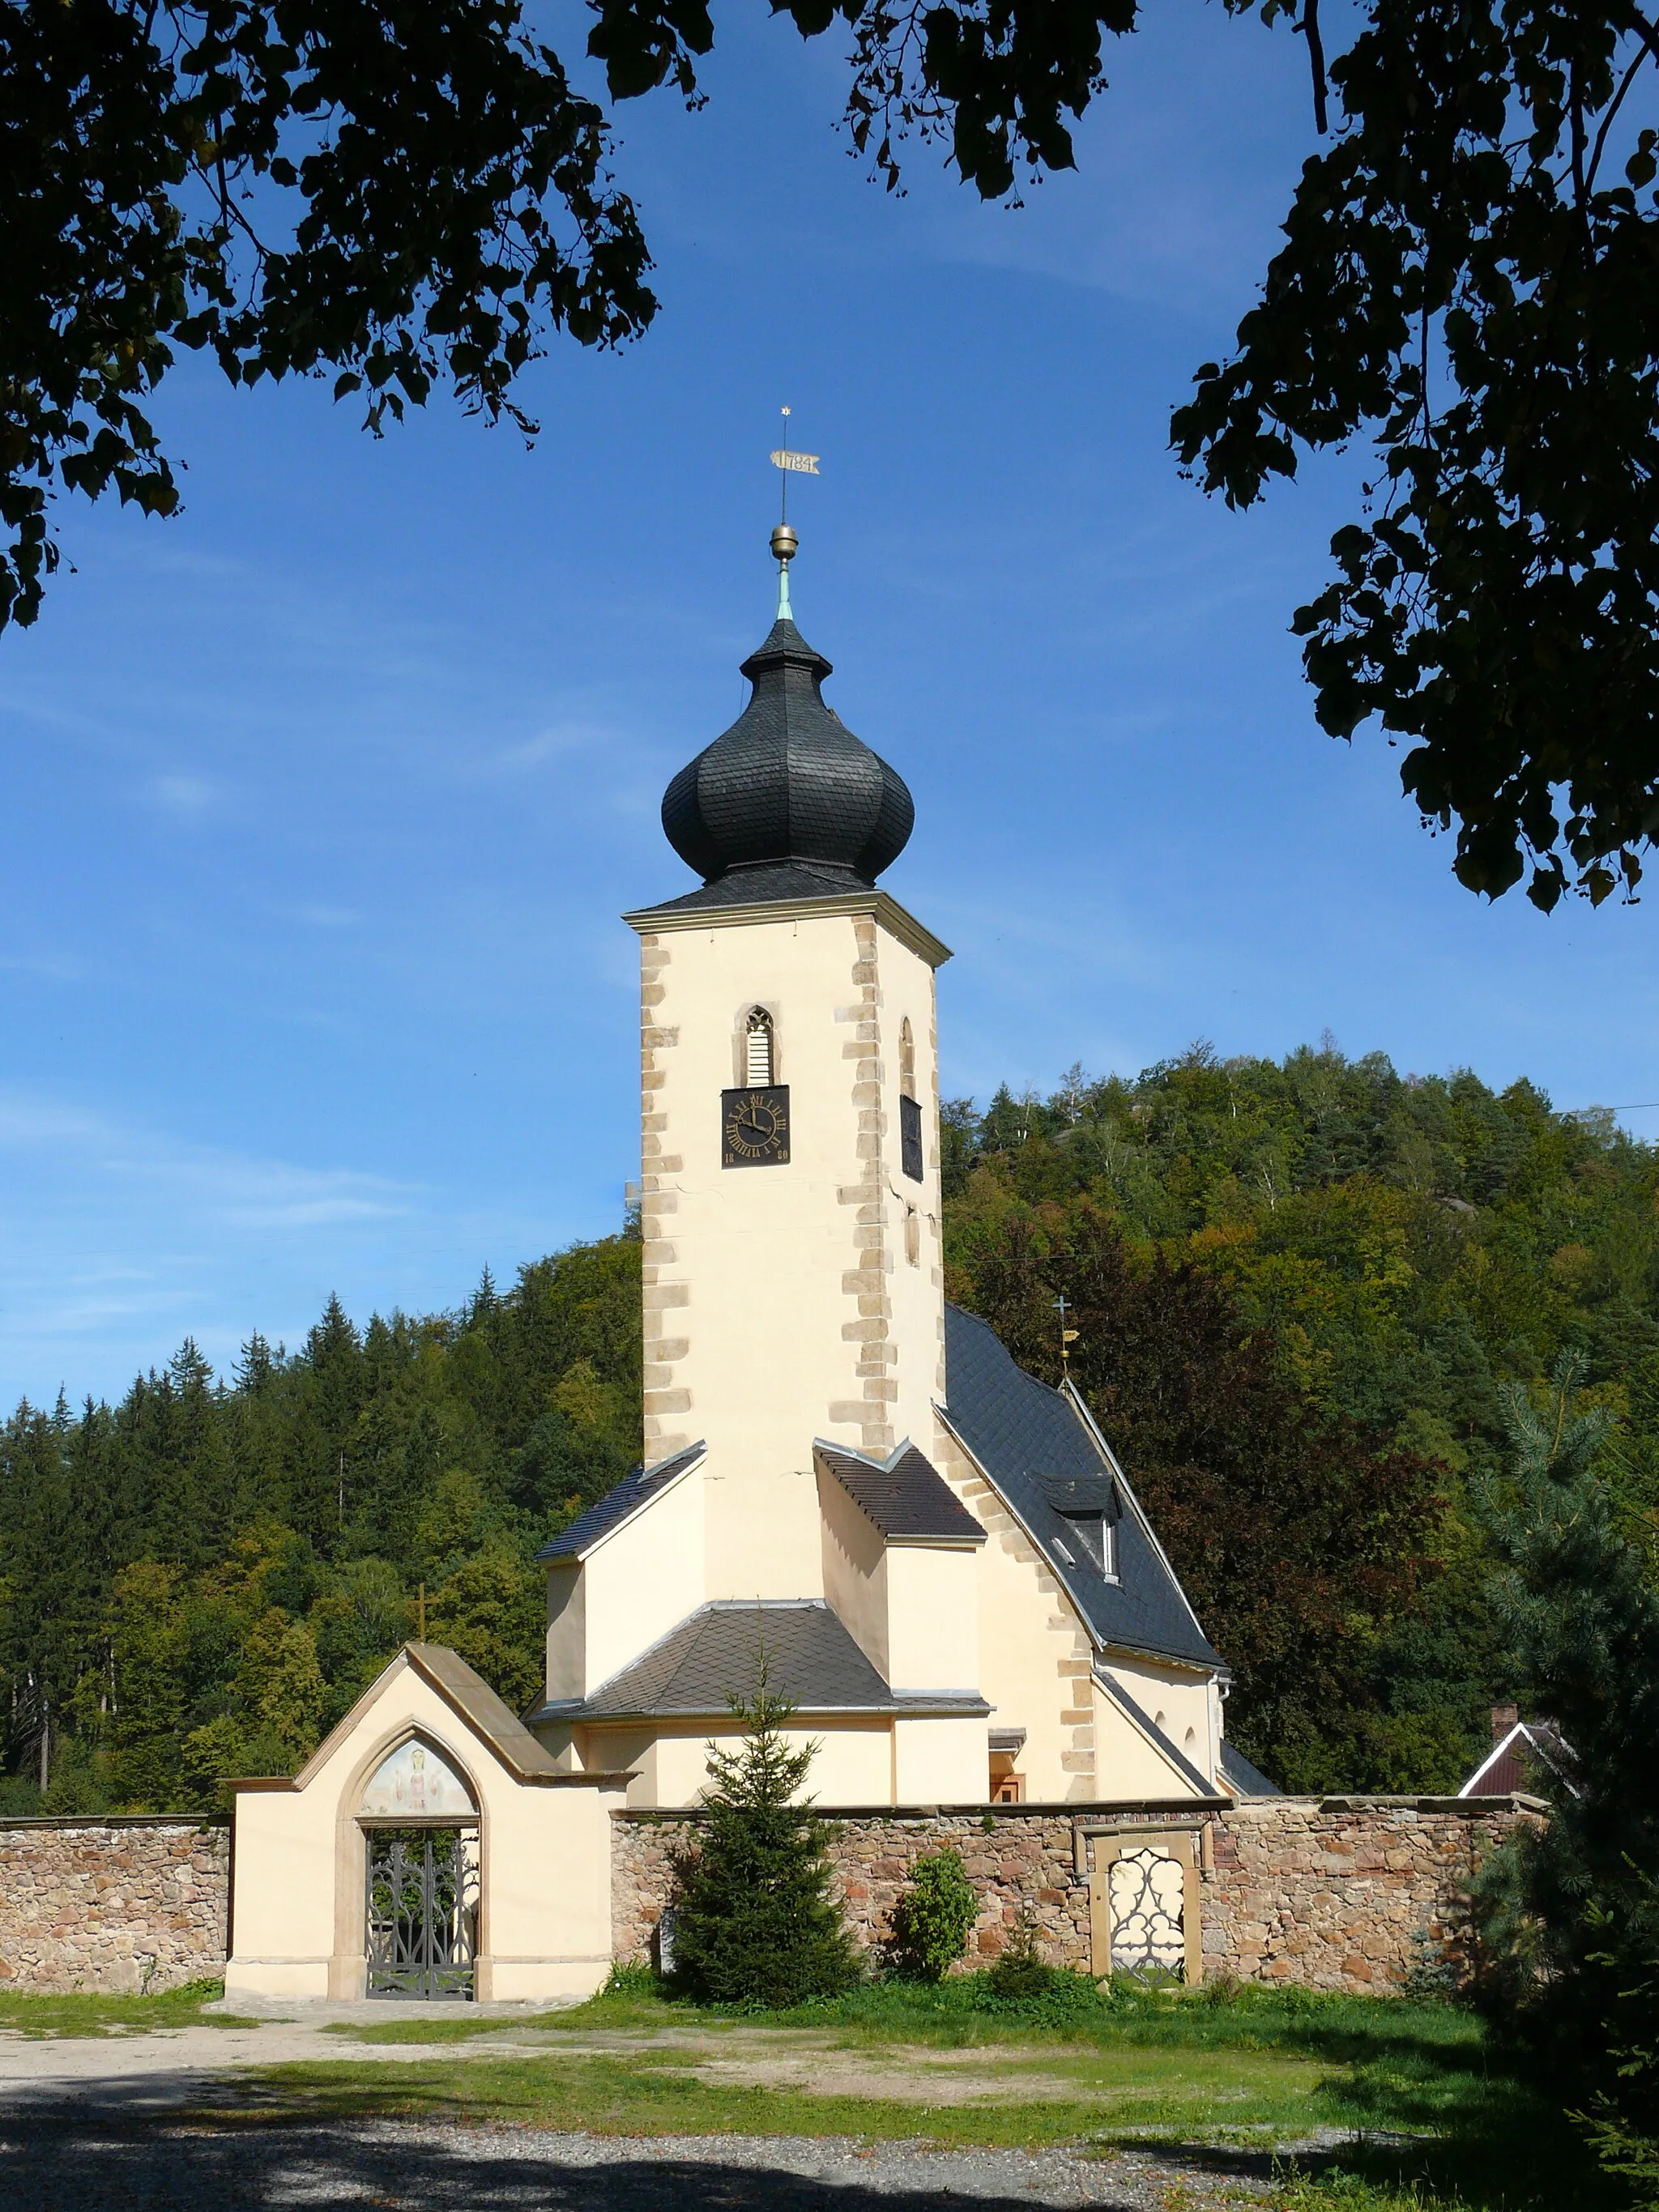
[1053,1294,1080,1374]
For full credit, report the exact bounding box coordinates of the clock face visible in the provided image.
[722,1085,791,1168]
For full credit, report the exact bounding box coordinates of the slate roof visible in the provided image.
[638,859,884,915]
[816,1441,987,1543]
[535,1443,706,1563]
[1219,1740,1282,1798]
[659,618,914,891]
[533,1600,990,1724]
[940,1303,1222,1672]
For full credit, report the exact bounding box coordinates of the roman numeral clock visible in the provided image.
[722,1085,790,1167]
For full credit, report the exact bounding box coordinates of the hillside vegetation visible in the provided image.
[2,1042,1653,1809]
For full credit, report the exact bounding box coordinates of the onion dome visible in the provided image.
[661,615,915,893]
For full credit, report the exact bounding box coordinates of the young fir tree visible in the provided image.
[671,1650,859,2008]
[1476,1355,1659,2167]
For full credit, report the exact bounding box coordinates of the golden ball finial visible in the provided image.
[770,522,799,565]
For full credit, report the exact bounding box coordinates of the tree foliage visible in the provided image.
[1,0,654,629]
[588,0,1659,905]
[942,1041,1659,1789]
[12,2,1659,901]
[1173,1,1659,910]
[669,1651,860,2008]
[0,1235,641,1810]
[1473,1356,1659,2178]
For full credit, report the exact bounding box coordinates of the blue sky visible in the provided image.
[2,1,1653,1408]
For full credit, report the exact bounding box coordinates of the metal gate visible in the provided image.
[1107,1843,1187,1983]
[365,1826,480,1999]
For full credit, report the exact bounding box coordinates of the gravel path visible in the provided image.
[0,2114,1281,2210]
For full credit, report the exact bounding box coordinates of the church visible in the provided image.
[224,526,1255,2003]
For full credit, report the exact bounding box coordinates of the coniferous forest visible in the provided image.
[3,1042,1655,1812]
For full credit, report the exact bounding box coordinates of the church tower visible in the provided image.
[623,531,950,1603]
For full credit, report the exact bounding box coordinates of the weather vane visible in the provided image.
[769,405,820,620]
[1053,1294,1079,1374]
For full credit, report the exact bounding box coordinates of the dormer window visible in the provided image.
[744,1007,774,1087]
[1061,1511,1115,1579]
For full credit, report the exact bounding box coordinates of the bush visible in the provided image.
[671,1653,860,2010]
[889,1849,979,1982]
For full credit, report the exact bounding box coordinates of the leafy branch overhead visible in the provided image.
[11,2,1659,906]
[1,0,655,630]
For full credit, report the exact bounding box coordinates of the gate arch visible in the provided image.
[356,1732,481,2000]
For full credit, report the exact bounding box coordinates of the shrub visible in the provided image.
[671,1651,860,2010]
[889,1848,979,1982]
[986,1918,1055,2001]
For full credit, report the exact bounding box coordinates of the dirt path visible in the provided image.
[0,2006,1086,2110]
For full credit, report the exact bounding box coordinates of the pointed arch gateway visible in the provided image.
[359,1732,481,2000]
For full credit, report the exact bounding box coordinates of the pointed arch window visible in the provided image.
[744,1007,774,1088]
[899,1017,916,1099]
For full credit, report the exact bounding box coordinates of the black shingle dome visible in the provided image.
[662,617,914,888]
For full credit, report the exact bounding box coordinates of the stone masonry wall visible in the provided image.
[612,1796,1539,1994]
[0,1819,230,1992]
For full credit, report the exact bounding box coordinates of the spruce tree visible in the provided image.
[671,1652,859,2009]
[1476,1355,1659,2161]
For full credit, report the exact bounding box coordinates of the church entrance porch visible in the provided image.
[365,1826,480,2000]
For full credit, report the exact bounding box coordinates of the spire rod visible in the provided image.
[769,406,819,624]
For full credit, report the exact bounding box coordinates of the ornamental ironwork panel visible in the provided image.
[1108,1845,1185,1984]
[365,1826,480,2000]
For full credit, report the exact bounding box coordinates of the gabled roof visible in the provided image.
[231,1643,620,1793]
[816,1439,987,1543]
[940,1303,1222,1672]
[530,1599,990,1724]
[535,1443,706,1563]
[1458,1719,1580,1800]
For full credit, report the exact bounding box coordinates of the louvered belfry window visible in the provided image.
[745,1008,774,1087]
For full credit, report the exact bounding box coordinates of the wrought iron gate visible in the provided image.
[365,1826,480,1999]
[1107,1844,1186,1983]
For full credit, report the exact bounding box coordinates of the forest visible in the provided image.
[2,1040,1654,1811]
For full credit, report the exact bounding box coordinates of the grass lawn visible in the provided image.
[267,1974,1608,2210]
[0,1977,256,2038]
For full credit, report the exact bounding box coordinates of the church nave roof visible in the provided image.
[940,1303,1222,1674]
[531,1598,990,1726]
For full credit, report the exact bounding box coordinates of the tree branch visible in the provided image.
[1297,0,1329,134]
[1587,36,1654,192]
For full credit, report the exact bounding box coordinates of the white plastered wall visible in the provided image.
[549,1463,706,1701]
[1100,1655,1220,1792]
[818,1464,890,1676]
[893,1715,988,1802]
[226,1660,622,2002]
[884,1545,979,1692]
[630,1720,896,1808]
[1091,1672,1209,1801]
[932,1417,1099,1800]
[633,902,947,1603]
